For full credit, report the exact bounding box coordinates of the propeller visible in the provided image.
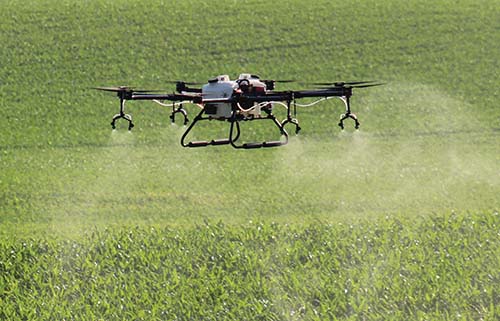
[348,82,385,88]
[92,86,161,93]
[262,79,295,83]
[312,81,375,86]
[165,81,204,93]
[312,81,385,89]
[165,80,205,86]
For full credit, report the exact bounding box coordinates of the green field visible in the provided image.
[1,0,499,319]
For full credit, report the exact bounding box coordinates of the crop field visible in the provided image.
[1,0,499,319]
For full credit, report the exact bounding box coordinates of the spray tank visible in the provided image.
[201,75,237,119]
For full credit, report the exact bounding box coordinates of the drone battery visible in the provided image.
[204,104,217,115]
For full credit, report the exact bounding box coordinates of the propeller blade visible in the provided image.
[311,82,340,86]
[344,81,376,85]
[166,80,204,86]
[319,83,385,89]
[92,86,162,93]
[132,89,164,93]
[92,86,133,92]
[263,79,295,83]
[310,80,376,87]
[349,83,385,88]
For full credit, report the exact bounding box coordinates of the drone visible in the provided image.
[94,74,382,149]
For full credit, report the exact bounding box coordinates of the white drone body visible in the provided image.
[201,74,268,119]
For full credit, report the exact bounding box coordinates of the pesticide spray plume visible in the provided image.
[272,77,500,219]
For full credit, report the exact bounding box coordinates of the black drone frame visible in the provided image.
[94,80,382,149]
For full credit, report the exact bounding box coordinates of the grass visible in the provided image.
[2,214,499,320]
[0,0,499,319]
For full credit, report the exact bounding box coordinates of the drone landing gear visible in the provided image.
[111,98,134,130]
[180,108,288,149]
[186,139,232,147]
[180,108,237,148]
[229,114,289,149]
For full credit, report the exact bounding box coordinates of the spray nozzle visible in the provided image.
[170,106,189,125]
[338,113,360,130]
[282,118,301,135]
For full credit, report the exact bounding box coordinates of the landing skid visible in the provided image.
[179,108,288,149]
[180,109,239,148]
[229,113,288,149]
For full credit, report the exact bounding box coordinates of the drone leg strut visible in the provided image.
[180,108,236,147]
[281,98,301,134]
[181,109,206,147]
[229,112,289,149]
